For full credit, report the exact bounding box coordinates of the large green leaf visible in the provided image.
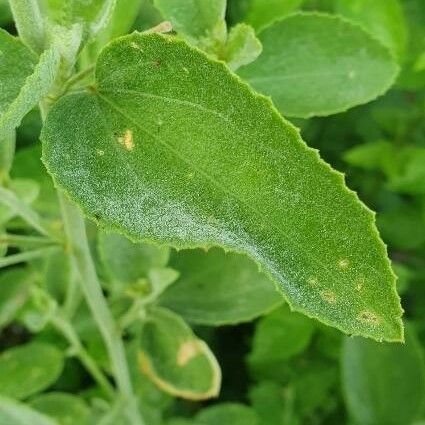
[0,29,60,137]
[159,248,282,325]
[41,32,403,341]
[138,307,221,400]
[334,0,407,61]
[238,13,399,117]
[0,342,64,399]
[341,326,425,425]
[0,396,58,425]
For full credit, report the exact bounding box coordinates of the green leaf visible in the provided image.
[11,145,59,219]
[98,231,170,286]
[0,131,15,183]
[377,203,425,250]
[159,248,283,325]
[29,393,90,425]
[221,24,262,71]
[153,0,226,44]
[41,32,403,341]
[0,179,40,225]
[249,381,289,425]
[334,0,408,61]
[342,325,425,425]
[238,13,399,118]
[195,404,260,425]
[389,148,425,194]
[0,269,31,329]
[248,305,315,377]
[0,0,12,27]
[40,0,117,38]
[0,342,64,399]
[244,0,303,30]
[0,29,60,137]
[0,396,58,425]
[138,307,221,400]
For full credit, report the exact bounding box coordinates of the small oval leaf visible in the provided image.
[238,13,399,117]
[0,342,64,399]
[138,307,221,400]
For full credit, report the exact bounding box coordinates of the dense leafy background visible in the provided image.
[0,0,424,424]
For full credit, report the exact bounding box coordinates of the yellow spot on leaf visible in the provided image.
[338,258,350,269]
[118,129,134,151]
[355,279,364,292]
[358,310,380,326]
[130,42,143,51]
[307,276,318,287]
[182,66,189,74]
[177,340,202,366]
[96,149,105,156]
[320,290,337,304]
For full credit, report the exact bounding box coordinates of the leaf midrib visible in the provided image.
[93,89,385,298]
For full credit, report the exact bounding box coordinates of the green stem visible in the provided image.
[0,233,56,247]
[0,187,57,239]
[0,246,57,268]
[58,193,144,425]
[51,313,115,399]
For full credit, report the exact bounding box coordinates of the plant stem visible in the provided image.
[0,246,57,268]
[58,193,144,425]
[51,313,115,399]
[0,233,56,247]
[0,187,57,239]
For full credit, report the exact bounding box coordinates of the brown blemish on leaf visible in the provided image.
[358,310,380,326]
[118,129,134,151]
[177,340,202,366]
[320,290,337,304]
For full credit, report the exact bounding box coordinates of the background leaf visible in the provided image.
[0,342,64,399]
[341,325,425,425]
[334,0,408,61]
[29,393,90,425]
[0,396,58,425]
[0,29,60,136]
[195,403,260,425]
[244,0,304,30]
[138,307,221,400]
[159,248,282,325]
[238,13,399,117]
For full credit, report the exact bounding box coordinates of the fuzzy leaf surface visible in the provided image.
[42,33,403,341]
[0,29,60,137]
[238,13,399,117]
